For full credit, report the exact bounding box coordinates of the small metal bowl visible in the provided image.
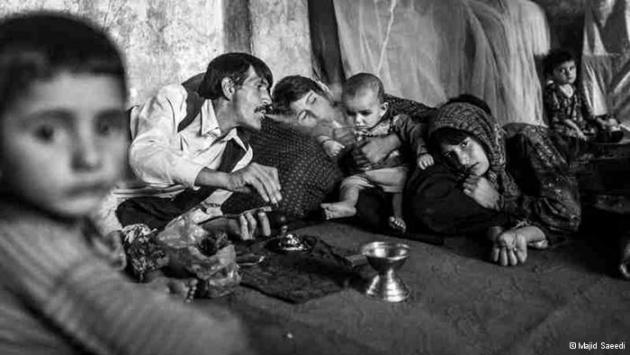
[360,241,411,302]
[268,233,313,253]
[361,241,410,269]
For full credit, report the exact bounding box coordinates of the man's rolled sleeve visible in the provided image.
[171,157,206,188]
[129,85,203,187]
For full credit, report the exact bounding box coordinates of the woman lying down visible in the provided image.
[426,101,581,266]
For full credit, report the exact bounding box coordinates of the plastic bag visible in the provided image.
[157,214,241,298]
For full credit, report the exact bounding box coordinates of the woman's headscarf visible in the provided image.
[428,102,520,199]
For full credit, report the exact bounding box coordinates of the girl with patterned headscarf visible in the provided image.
[427,101,581,266]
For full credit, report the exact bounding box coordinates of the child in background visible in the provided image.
[543,49,621,142]
[0,12,249,355]
[320,73,433,233]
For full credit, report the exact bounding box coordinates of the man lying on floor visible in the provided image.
[117,52,281,235]
[115,53,284,297]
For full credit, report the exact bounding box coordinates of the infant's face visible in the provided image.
[552,60,576,86]
[0,72,127,219]
[343,89,387,129]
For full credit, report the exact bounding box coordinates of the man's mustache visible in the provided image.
[254,104,276,114]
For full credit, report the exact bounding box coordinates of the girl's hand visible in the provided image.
[463,175,501,210]
[490,229,528,266]
[417,153,435,170]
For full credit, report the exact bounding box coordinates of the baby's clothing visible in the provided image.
[339,112,424,193]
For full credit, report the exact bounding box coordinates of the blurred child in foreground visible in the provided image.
[0,12,250,355]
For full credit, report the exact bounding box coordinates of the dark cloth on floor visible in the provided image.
[236,235,358,303]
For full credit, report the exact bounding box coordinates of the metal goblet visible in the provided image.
[360,241,410,302]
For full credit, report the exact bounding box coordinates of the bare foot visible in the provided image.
[146,274,198,302]
[388,216,407,234]
[320,202,356,220]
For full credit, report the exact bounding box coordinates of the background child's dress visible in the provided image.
[543,81,596,139]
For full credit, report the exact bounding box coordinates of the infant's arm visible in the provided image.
[317,135,345,158]
[389,113,433,167]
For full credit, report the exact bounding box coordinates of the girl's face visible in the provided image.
[0,72,127,219]
[440,136,490,176]
[552,60,576,85]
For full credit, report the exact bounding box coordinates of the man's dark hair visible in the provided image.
[543,49,576,77]
[343,72,384,103]
[446,94,492,116]
[272,75,327,115]
[0,12,126,116]
[197,52,273,100]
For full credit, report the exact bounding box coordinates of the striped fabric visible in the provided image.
[0,199,250,355]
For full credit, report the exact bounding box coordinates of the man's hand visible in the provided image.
[463,175,501,210]
[353,134,401,167]
[227,163,282,205]
[201,208,272,241]
[417,153,435,170]
[322,139,345,158]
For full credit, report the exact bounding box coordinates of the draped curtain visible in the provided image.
[333,0,550,125]
[582,0,630,124]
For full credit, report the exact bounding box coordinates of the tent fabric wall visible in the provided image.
[333,0,550,125]
[309,0,346,87]
[582,0,630,124]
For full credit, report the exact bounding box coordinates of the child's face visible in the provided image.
[0,72,127,219]
[440,136,490,176]
[552,60,576,85]
[343,89,387,128]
